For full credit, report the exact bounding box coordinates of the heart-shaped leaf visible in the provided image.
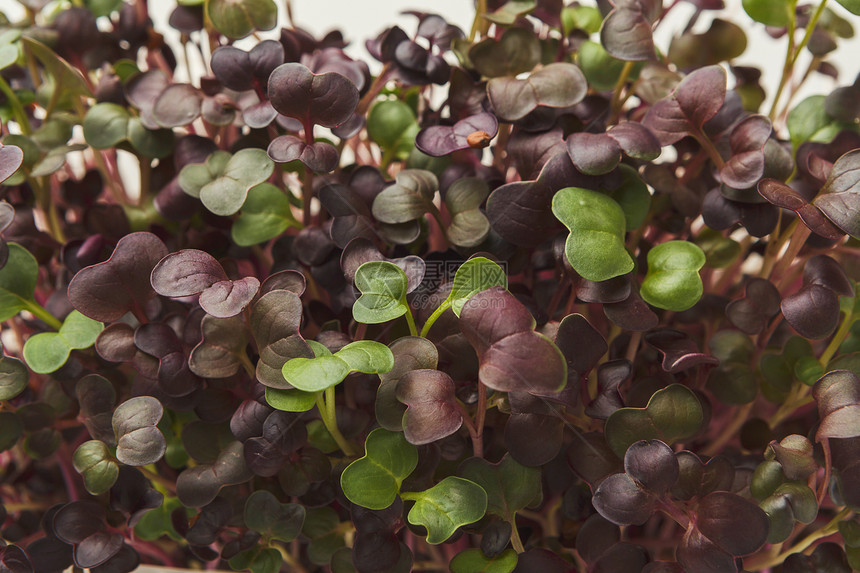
[371,169,438,225]
[444,178,491,248]
[401,477,487,544]
[112,396,165,466]
[757,179,844,240]
[458,454,541,523]
[267,135,339,172]
[341,428,418,510]
[468,27,541,78]
[813,149,860,238]
[460,287,567,394]
[244,490,305,542]
[0,243,40,321]
[188,315,249,378]
[268,62,359,128]
[566,123,661,176]
[600,0,659,61]
[592,472,656,526]
[23,311,104,374]
[726,278,781,334]
[151,249,260,318]
[73,440,119,495]
[640,241,706,311]
[396,369,462,445]
[720,115,772,189]
[0,344,28,401]
[642,65,727,146]
[367,99,419,158]
[604,384,704,457]
[450,548,518,573]
[176,441,253,507]
[376,336,438,431]
[68,232,168,322]
[0,143,23,183]
[353,261,410,325]
[231,183,300,247]
[552,186,634,282]
[206,0,277,40]
[814,370,860,439]
[487,63,587,121]
[415,113,498,157]
[179,148,274,216]
[251,290,312,389]
[282,340,394,393]
[439,257,508,318]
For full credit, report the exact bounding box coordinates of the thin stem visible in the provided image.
[510,520,525,553]
[745,507,851,569]
[608,61,635,125]
[0,76,31,135]
[238,349,256,378]
[23,300,62,330]
[474,382,487,458]
[404,307,418,337]
[316,389,356,456]
[769,4,798,121]
[770,224,810,282]
[271,542,308,573]
[356,63,393,115]
[656,498,690,530]
[692,129,725,170]
[701,402,753,457]
[819,309,856,367]
[420,301,450,338]
[139,466,177,495]
[468,0,487,42]
[817,438,832,506]
[790,0,828,70]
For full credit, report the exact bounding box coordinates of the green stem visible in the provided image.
[0,76,31,135]
[790,0,828,69]
[693,128,725,170]
[316,389,356,456]
[769,4,798,121]
[819,308,857,366]
[469,0,487,42]
[608,61,635,125]
[23,300,62,330]
[403,307,418,337]
[420,301,450,338]
[510,520,525,553]
[745,507,851,570]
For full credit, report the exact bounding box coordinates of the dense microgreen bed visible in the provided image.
[2,0,860,571]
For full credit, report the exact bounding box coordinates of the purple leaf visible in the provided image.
[460,287,567,394]
[781,284,841,339]
[725,278,781,334]
[592,472,656,525]
[814,370,860,439]
[555,313,608,377]
[696,491,769,556]
[189,315,250,379]
[0,143,23,183]
[720,115,771,189]
[600,0,659,61]
[68,232,169,322]
[197,276,261,319]
[151,249,228,297]
[74,531,123,569]
[702,188,779,238]
[607,122,662,161]
[566,132,622,175]
[642,65,727,146]
[603,284,660,331]
[814,149,860,238]
[267,135,339,172]
[805,255,854,296]
[624,439,679,494]
[396,369,463,445]
[487,63,587,121]
[267,62,359,128]
[152,84,202,128]
[644,328,719,373]
[586,360,630,419]
[414,112,499,157]
[505,391,565,466]
[757,179,844,239]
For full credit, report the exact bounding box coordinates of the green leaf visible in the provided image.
[562,5,603,34]
[265,386,317,412]
[84,0,123,17]
[303,507,346,565]
[21,37,92,98]
[640,241,706,311]
[450,549,518,573]
[371,169,438,224]
[834,0,860,15]
[484,0,536,25]
[787,95,839,149]
[0,243,38,321]
[367,100,417,156]
[0,45,18,72]
[206,0,278,39]
[340,428,418,510]
[742,0,792,27]
[0,350,28,401]
[444,257,508,317]
[402,477,488,544]
[72,440,118,495]
[605,165,651,231]
[83,103,130,149]
[228,546,282,573]
[353,261,410,324]
[282,340,393,393]
[445,178,491,248]
[552,187,634,282]
[231,183,300,246]
[696,228,742,268]
[604,384,704,457]
[459,454,541,522]
[23,311,104,374]
[244,490,305,542]
[179,149,274,216]
[577,40,630,92]
[0,412,21,451]
[127,118,175,159]
[134,497,188,541]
